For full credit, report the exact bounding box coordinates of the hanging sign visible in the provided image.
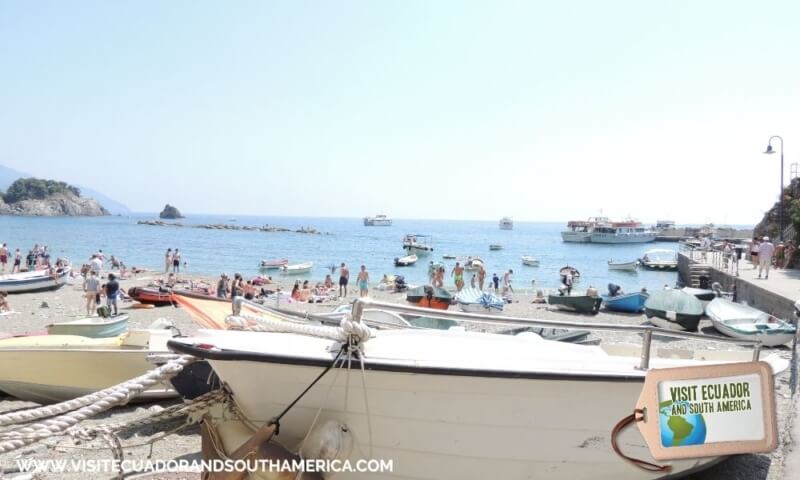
[635,361,777,460]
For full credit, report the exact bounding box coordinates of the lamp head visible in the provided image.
[764,144,775,155]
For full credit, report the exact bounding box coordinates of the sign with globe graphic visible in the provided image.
[658,400,707,447]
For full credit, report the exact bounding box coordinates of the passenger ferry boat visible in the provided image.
[363,214,392,226]
[589,220,656,244]
[560,217,609,243]
[498,216,513,230]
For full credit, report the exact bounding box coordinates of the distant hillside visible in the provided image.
[0,177,109,216]
[0,164,130,214]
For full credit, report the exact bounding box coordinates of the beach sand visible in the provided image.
[0,272,796,479]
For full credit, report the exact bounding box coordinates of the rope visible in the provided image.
[226,313,372,344]
[610,409,671,473]
[0,356,195,453]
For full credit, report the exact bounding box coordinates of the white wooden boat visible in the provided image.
[169,322,787,480]
[464,257,484,271]
[455,287,504,313]
[394,254,418,267]
[607,260,638,271]
[0,329,177,404]
[46,314,129,338]
[706,298,797,347]
[0,267,71,293]
[521,256,539,266]
[281,262,314,275]
[260,258,288,269]
[640,249,678,270]
[498,216,513,230]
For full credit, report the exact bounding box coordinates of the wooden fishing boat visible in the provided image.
[706,298,797,347]
[168,315,788,480]
[0,329,177,404]
[394,254,418,267]
[607,260,638,271]
[547,294,602,314]
[46,314,129,338]
[639,249,678,270]
[260,259,289,269]
[644,289,704,331]
[455,287,503,313]
[602,292,648,313]
[281,262,314,275]
[405,285,451,310]
[521,256,539,266]
[128,286,173,306]
[0,267,70,294]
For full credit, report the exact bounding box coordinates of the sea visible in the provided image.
[0,214,703,292]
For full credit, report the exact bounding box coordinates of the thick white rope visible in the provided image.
[227,313,372,344]
[0,355,195,452]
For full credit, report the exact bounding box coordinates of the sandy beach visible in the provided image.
[0,272,796,479]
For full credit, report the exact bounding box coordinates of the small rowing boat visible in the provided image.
[706,298,797,347]
[260,259,289,269]
[456,287,504,313]
[281,262,314,275]
[395,254,418,267]
[547,294,602,314]
[0,268,71,294]
[128,286,173,306]
[405,285,451,310]
[521,256,539,266]
[489,244,503,251]
[607,260,638,271]
[602,292,648,313]
[46,314,129,338]
[644,289,704,331]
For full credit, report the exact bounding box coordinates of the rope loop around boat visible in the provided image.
[610,409,672,473]
[226,312,373,345]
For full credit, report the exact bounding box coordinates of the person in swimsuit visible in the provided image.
[750,238,759,269]
[165,248,172,273]
[0,243,7,273]
[173,249,181,273]
[339,263,350,297]
[451,262,465,292]
[357,265,370,297]
[12,249,21,273]
[477,265,486,291]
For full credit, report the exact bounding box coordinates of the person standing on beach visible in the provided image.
[477,265,486,291]
[83,270,100,316]
[12,249,21,273]
[217,274,230,299]
[105,273,120,316]
[89,254,103,276]
[357,265,370,297]
[492,273,500,293]
[750,238,760,269]
[451,262,465,292]
[339,263,350,297]
[173,249,181,273]
[503,269,514,294]
[757,236,775,280]
[165,248,172,273]
[0,243,7,273]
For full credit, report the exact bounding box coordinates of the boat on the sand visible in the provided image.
[46,314,130,338]
[547,294,602,314]
[602,292,649,313]
[405,285,451,310]
[0,267,71,294]
[455,287,504,313]
[128,286,174,306]
[644,289,704,331]
[706,298,797,347]
[682,286,718,302]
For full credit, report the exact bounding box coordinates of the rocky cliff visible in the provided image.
[0,192,109,216]
[159,204,184,219]
[754,177,800,241]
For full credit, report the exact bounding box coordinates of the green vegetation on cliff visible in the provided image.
[1,177,81,204]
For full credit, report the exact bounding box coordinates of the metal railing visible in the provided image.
[679,243,741,276]
[350,298,762,371]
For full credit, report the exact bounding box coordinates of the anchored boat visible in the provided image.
[607,260,638,271]
[521,256,540,266]
[260,259,289,269]
[282,262,314,275]
[640,249,678,270]
[394,254,418,267]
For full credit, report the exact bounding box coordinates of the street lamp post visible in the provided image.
[764,136,785,241]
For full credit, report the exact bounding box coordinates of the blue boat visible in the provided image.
[603,292,649,313]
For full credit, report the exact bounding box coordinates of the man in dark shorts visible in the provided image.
[339,262,350,298]
[105,273,120,316]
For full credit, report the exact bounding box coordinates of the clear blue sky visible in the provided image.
[1,0,798,224]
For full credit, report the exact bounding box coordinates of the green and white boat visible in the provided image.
[706,298,797,347]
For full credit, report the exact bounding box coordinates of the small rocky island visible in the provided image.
[159,204,184,219]
[0,177,108,216]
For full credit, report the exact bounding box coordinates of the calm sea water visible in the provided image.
[1,214,685,292]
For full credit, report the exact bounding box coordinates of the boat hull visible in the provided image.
[706,298,797,347]
[640,261,678,271]
[0,268,70,294]
[547,295,602,314]
[560,231,591,243]
[607,261,638,271]
[171,347,721,480]
[603,293,648,313]
[46,314,130,338]
[589,233,656,244]
[128,286,173,306]
[646,313,702,332]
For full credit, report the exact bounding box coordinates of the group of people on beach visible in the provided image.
[164,248,185,273]
[438,261,512,295]
[0,243,49,273]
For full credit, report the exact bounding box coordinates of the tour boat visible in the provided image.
[260,259,289,269]
[548,294,602,314]
[46,314,130,338]
[405,285,451,310]
[0,329,177,404]
[0,267,71,294]
[644,289,704,331]
[498,216,513,230]
[560,217,609,243]
[706,298,797,347]
[455,287,504,313]
[521,256,539,266]
[168,304,788,480]
[281,262,314,275]
[607,260,638,271]
[402,234,433,255]
[394,254,418,267]
[589,220,656,244]
[363,214,393,226]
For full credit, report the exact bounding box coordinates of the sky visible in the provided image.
[1,0,799,224]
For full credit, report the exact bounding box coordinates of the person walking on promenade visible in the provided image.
[451,262,465,292]
[478,265,486,290]
[774,241,785,269]
[750,238,760,269]
[173,249,181,273]
[105,273,120,316]
[83,270,100,316]
[165,248,172,273]
[0,243,8,273]
[339,263,350,298]
[357,265,370,297]
[758,236,775,280]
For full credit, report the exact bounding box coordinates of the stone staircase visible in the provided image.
[688,262,711,287]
